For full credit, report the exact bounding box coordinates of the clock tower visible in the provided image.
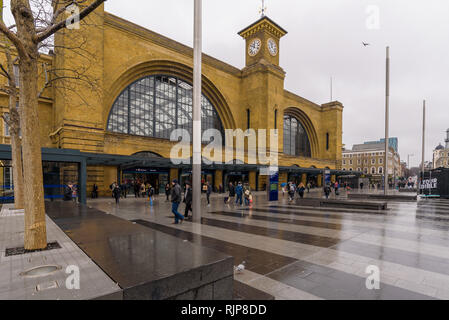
[238,16,288,67]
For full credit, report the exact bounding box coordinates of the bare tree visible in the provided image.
[0,44,25,209]
[0,0,106,250]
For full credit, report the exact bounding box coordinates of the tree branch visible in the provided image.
[0,21,27,57]
[35,0,106,43]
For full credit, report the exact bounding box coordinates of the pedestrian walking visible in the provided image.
[297,182,305,199]
[243,184,251,206]
[226,182,235,204]
[324,184,331,199]
[113,184,121,205]
[165,183,171,201]
[148,184,155,205]
[170,179,185,224]
[206,181,212,206]
[91,183,98,199]
[64,183,73,201]
[334,181,340,196]
[235,182,243,206]
[184,181,193,220]
[288,182,296,203]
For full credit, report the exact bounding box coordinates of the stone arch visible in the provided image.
[283,107,319,158]
[105,60,236,131]
[132,151,164,158]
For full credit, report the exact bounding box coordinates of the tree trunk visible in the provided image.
[9,104,24,210]
[20,57,47,250]
[12,0,47,250]
[5,47,25,210]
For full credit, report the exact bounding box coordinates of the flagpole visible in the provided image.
[420,100,426,196]
[384,46,390,195]
[192,0,202,223]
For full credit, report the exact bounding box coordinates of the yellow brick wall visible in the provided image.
[0,4,343,194]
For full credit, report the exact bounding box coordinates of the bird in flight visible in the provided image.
[362,42,370,47]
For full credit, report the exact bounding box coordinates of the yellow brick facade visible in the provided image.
[0,5,343,196]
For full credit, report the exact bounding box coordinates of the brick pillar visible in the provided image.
[249,171,257,190]
[317,174,323,187]
[215,170,223,191]
[279,172,288,185]
[301,173,307,185]
[170,168,179,183]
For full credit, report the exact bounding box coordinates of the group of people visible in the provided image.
[324,181,340,199]
[63,182,77,202]
[284,182,306,203]
[109,181,156,204]
[225,181,253,206]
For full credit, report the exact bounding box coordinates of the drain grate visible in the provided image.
[5,241,61,257]
[21,265,62,278]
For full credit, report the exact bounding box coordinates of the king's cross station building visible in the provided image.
[0,3,350,202]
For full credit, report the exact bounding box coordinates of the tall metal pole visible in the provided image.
[384,46,390,195]
[330,76,333,102]
[192,0,202,223]
[420,100,426,195]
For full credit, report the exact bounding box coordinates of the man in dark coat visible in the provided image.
[113,184,121,205]
[170,179,185,224]
[184,181,193,220]
[226,182,235,204]
[206,182,212,206]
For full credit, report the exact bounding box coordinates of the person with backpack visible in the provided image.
[243,184,251,206]
[235,182,243,206]
[288,182,296,203]
[297,182,305,199]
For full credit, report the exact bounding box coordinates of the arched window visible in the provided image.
[107,75,224,141]
[283,115,311,157]
[378,167,383,174]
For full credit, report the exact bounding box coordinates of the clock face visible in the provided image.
[248,39,261,56]
[267,38,278,56]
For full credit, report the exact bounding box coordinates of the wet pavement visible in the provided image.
[86,192,449,300]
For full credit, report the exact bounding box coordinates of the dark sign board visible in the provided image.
[420,168,449,199]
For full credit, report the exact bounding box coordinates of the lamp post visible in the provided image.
[407,154,414,169]
[384,46,390,195]
[420,100,426,196]
[192,0,202,223]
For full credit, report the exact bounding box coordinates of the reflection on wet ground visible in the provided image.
[87,193,449,300]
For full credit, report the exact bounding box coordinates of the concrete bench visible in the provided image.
[296,198,388,211]
[46,201,234,300]
[348,193,417,202]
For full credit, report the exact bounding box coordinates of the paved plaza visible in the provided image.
[86,192,449,300]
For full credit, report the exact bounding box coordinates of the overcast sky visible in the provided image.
[5,0,449,167]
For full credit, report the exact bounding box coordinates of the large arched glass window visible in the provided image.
[283,115,311,157]
[107,75,224,141]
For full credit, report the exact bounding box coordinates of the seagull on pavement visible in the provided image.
[234,261,246,274]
